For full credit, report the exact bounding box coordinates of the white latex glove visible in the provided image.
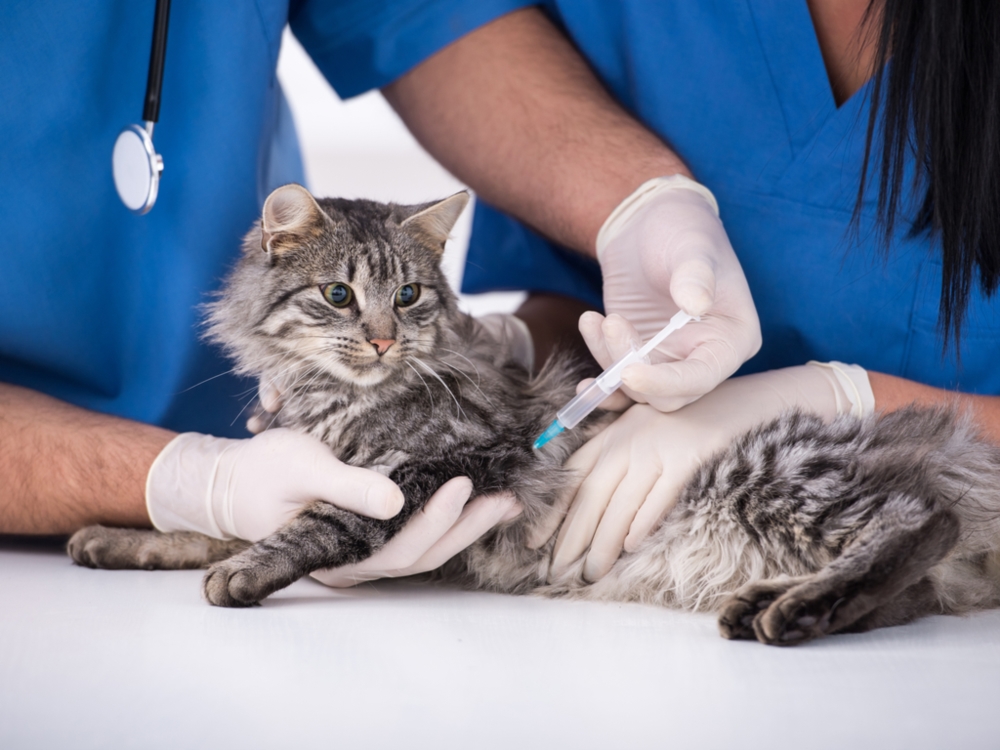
[311,477,521,587]
[532,362,874,583]
[592,175,762,412]
[146,428,408,541]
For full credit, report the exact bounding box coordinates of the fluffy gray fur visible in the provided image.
[68,185,1000,646]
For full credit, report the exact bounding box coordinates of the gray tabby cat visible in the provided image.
[68,184,1000,646]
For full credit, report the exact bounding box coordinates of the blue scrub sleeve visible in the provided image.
[290,0,537,98]
[464,202,604,310]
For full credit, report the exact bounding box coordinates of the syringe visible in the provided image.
[533,310,698,450]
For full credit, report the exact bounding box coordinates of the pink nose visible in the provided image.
[369,338,396,355]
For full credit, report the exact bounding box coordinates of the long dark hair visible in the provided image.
[858,0,1000,345]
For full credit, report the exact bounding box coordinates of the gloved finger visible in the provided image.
[526,432,605,549]
[587,313,651,406]
[601,314,643,361]
[620,339,740,411]
[582,468,661,582]
[258,379,283,413]
[579,311,613,369]
[311,476,474,587]
[622,362,720,412]
[623,473,685,552]
[575,378,631,412]
[404,492,521,574]
[246,412,268,435]
[669,257,716,317]
[550,450,627,579]
[303,449,406,520]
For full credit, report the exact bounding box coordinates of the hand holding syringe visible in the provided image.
[533,311,699,449]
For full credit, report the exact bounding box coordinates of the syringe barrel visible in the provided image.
[556,379,610,429]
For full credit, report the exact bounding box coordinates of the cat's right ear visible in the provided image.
[258,184,327,260]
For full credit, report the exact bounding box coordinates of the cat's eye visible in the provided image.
[395,284,420,307]
[321,283,353,308]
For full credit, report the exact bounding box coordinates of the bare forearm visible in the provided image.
[869,371,1000,445]
[384,7,689,257]
[0,384,174,533]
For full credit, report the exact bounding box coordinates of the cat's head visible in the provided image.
[208,184,469,389]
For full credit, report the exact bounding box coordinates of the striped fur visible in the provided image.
[68,188,1000,645]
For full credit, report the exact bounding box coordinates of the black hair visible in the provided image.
[858,1,1000,346]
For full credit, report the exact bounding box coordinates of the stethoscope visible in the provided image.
[112,0,171,214]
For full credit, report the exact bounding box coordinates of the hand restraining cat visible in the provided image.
[68,184,1000,646]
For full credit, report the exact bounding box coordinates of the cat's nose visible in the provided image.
[368,338,396,356]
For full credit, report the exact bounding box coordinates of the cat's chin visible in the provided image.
[343,359,399,388]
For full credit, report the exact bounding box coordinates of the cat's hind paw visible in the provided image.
[751,585,841,646]
[717,576,811,644]
[68,525,114,569]
[68,525,158,570]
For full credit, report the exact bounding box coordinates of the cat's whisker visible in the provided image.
[413,358,465,419]
[405,361,436,412]
[230,356,328,429]
[226,353,319,428]
[231,353,303,400]
[230,391,264,428]
[258,361,329,431]
[439,360,495,407]
[441,348,483,388]
[177,348,296,395]
[177,366,242,394]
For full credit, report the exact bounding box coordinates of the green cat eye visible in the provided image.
[321,283,353,308]
[395,284,420,307]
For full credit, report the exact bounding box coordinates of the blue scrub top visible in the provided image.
[464,0,1000,395]
[0,0,528,437]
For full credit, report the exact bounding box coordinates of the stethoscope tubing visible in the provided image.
[143,0,171,124]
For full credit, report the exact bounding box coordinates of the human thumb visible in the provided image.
[302,452,406,520]
[669,258,716,317]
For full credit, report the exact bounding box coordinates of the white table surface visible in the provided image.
[2,537,999,750]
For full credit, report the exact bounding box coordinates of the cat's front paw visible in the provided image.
[202,559,269,608]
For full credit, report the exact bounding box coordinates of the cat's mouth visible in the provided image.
[345,354,402,385]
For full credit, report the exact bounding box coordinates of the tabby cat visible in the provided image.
[68,184,1000,646]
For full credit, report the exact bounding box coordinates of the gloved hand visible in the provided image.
[311,477,521,587]
[148,423,521,582]
[146,429,408,541]
[531,362,875,583]
[591,175,762,413]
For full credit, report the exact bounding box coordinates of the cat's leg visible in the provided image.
[202,501,397,607]
[740,504,960,646]
[836,577,944,633]
[68,525,249,570]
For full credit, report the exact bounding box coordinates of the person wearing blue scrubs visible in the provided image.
[406,0,1000,579]
[0,3,720,572]
[467,1,1000,393]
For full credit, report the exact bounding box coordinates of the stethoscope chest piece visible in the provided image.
[114,0,170,214]
[112,123,163,215]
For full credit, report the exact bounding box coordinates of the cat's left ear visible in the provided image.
[400,191,470,256]
[259,184,327,259]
